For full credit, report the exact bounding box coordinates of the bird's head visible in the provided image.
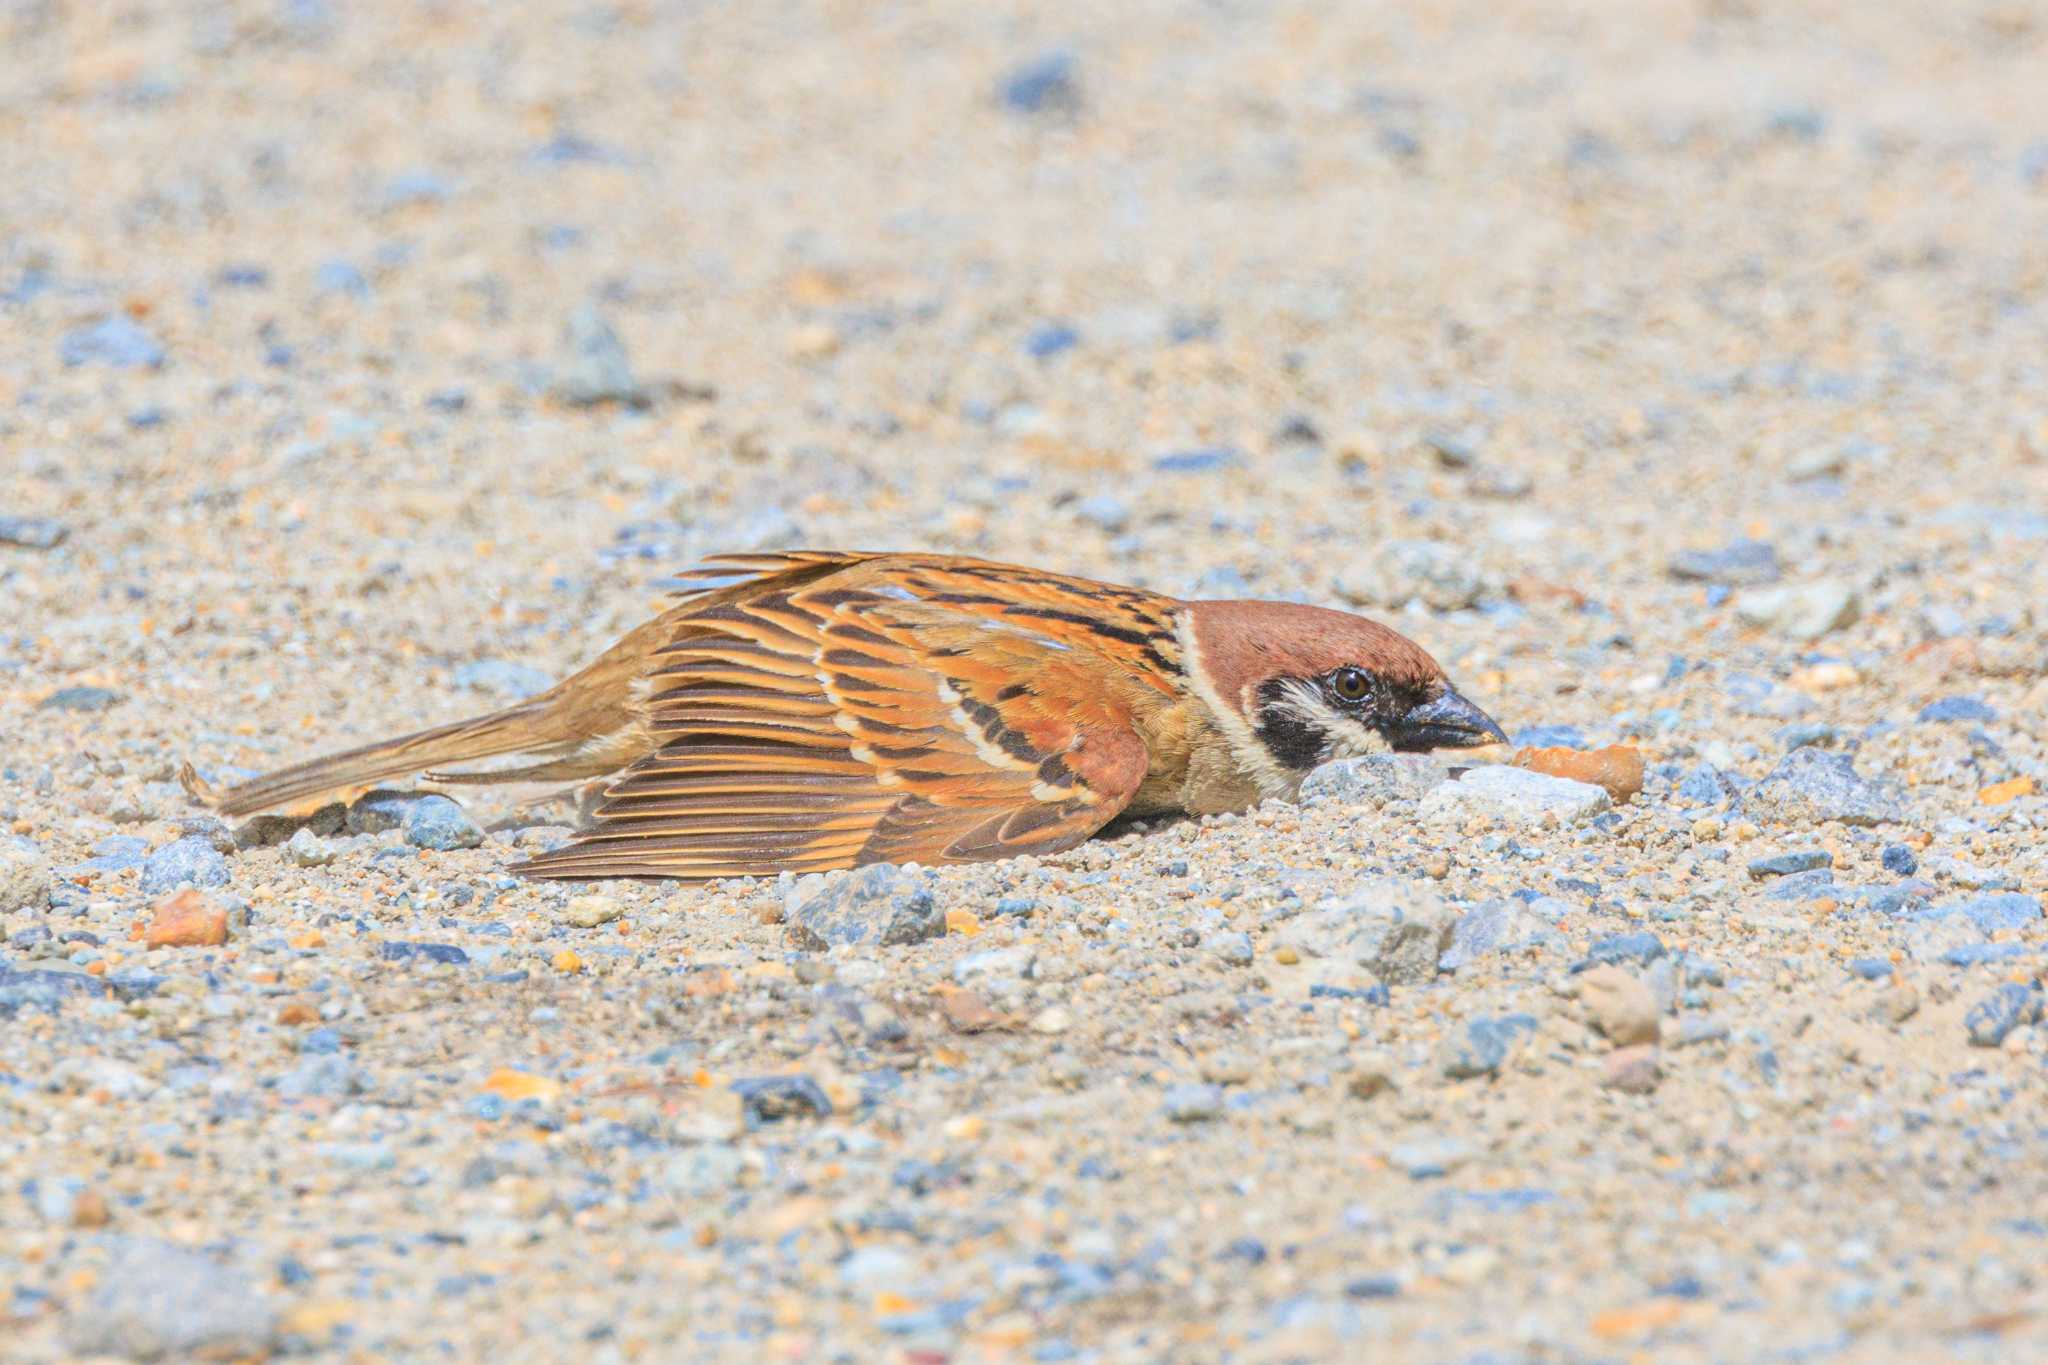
[1184,598,1507,788]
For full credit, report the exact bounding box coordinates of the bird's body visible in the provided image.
[191,551,1504,879]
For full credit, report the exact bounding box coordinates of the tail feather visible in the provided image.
[192,703,561,819]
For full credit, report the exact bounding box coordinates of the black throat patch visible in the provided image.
[1252,679,1327,771]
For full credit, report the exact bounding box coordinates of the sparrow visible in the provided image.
[187,551,1506,880]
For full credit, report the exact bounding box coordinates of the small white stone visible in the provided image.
[563,895,623,928]
[1418,765,1611,826]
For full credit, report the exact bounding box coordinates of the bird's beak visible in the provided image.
[1390,688,1508,752]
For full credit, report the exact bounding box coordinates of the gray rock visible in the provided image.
[1747,849,1833,879]
[0,835,54,911]
[0,968,113,1017]
[1667,539,1781,585]
[1734,581,1860,641]
[1438,1013,1538,1078]
[1335,539,1496,612]
[1744,749,1904,827]
[1761,867,1836,900]
[550,303,649,408]
[1917,696,1997,724]
[1418,765,1611,826]
[1726,674,1817,720]
[65,1238,278,1360]
[1439,897,1562,971]
[1964,984,2043,1047]
[1275,879,1456,986]
[1298,754,1450,806]
[1675,764,1739,805]
[1204,930,1254,966]
[276,1054,368,1099]
[282,827,338,867]
[1912,894,2041,936]
[1880,844,1919,876]
[402,796,485,850]
[59,316,167,369]
[1922,856,2015,891]
[999,49,1081,116]
[1578,931,1667,969]
[732,1075,832,1122]
[39,684,122,712]
[346,791,416,834]
[1074,494,1130,532]
[453,659,553,699]
[139,836,231,893]
[0,515,70,549]
[1162,1082,1225,1122]
[786,863,944,950]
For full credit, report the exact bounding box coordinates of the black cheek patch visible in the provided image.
[1253,679,1327,770]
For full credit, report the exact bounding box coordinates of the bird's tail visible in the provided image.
[182,700,588,819]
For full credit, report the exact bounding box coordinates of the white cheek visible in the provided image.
[1329,720,1393,760]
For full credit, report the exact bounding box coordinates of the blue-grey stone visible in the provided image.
[60,316,166,369]
[1762,867,1836,900]
[347,791,417,834]
[0,516,69,549]
[453,659,552,699]
[1943,944,2031,969]
[1881,844,1918,876]
[1074,494,1130,532]
[377,941,469,966]
[38,685,121,712]
[380,169,452,209]
[1153,446,1243,474]
[0,968,112,1017]
[1667,539,1780,585]
[785,863,943,950]
[1965,984,2042,1047]
[64,1238,277,1359]
[1576,931,1666,969]
[1727,673,1816,719]
[1747,849,1833,879]
[1744,748,1904,827]
[276,1054,368,1099]
[1205,931,1254,966]
[1162,1082,1225,1122]
[1512,724,1588,749]
[999,51,1080,115]
[1676,764,1738,805]
[140,837,230,893]
[1848,958,1894,980]
[1932,894,2041,936]
[1776,722,1847,751]
[1024,323,1080,359]
[732,1075,832,1122]
[549,302,648,408]
[1440,1013,1538,1078]
[401,796,484,851]
[314,260,370,297]
[1918,696,1997,724]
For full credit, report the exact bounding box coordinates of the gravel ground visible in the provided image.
[6,1,2048,1360]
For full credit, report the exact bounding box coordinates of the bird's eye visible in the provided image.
[1330,667,1372,703]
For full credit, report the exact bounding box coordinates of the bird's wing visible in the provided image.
[510,568,1153,880]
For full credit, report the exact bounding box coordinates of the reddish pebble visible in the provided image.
[1513,745,1646,803]
[144,889,228,949]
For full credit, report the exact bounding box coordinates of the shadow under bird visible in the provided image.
[186,551,1506,880]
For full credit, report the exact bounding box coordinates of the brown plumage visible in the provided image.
[187,551,1505,880]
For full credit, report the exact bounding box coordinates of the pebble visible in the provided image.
[1337,539,1493,611]
[1273,879,1455,986]
[1074,494,1130,532]
[1676,764,1739,805]
[999,50,1080,115]
[1511,744,1645,802]
[283,828,338,867]
[1964,984,2043,1047]
[59,316,166,369]
[1601,1045,1662,1093]
[1667,539,1781,585]
[1579,932,1667,969]
[1439,1013,1539,1078]
[1388,1138,1473,1180]
[1162,1082,1226,1122]
[1577,965,1660,1045]
[549,302,650,408]
[1417,765,1612,826]
[140,837,231,893]
[1916,696,1997,724]
[1734,581,1861,640]
[1297,754,1449,805]
[732,1076,833,1122]
[40,684,123,712]
[1439,898,1561,971]
[785,863,944,949]
[402,796,485,850]
[1743,749,1904,827]
[145,890,230,948]
[66,1238,278,1359]
[0,836,55,910]
[1747,849,1832,878]
[0,515,70,549]
[563,895,623,928]
[1880,843,1919,875]
[1204,930,1254,965]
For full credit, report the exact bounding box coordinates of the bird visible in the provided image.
[185,550,1506,880]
